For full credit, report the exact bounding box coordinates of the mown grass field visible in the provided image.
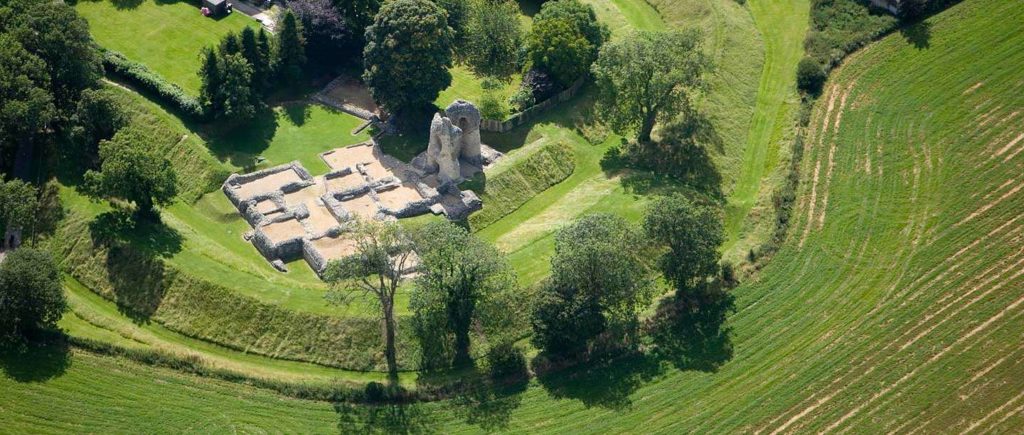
[75,0,257,95]
[3,0,1023,432]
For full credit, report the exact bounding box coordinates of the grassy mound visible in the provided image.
[466,140,575,230]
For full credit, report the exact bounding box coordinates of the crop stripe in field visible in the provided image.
[820,294,1024,433]
[954,181,1024,227]
[763,233,1024,433]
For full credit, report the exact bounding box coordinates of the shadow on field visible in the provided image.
[0,336,71,382]
[533,287,734,410]
[901,20,932,49]
[88,209,183,323]
[600,111,724,201]
[333,402,435,434]
[202,108,280,172]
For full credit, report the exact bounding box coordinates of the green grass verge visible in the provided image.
[720,0,810,261]
[75,0,257,95]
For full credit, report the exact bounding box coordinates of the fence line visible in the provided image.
[480,76,587,133]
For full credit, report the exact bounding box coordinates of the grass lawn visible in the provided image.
[76,0,257,95]
[206,103,372,174]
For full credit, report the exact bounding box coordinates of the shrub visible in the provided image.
[525,0,608,87]
[486,342,528,381]
[796,57,827,95]
[101,50,206,119]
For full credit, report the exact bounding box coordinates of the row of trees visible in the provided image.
[324,220,518,377]
[532,194,726,357]
[324,193,725,378]
[199,12,306,121]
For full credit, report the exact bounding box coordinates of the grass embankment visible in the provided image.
[719,0,809,261]
[5,0,1021,431]
[465,140,575,230]
[75,0,256,95]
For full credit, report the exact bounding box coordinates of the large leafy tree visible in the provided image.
[463,0,522,78]
[290,0,352,65]
[0,248,67,342]
[525,0,608,87]
[363,0,454,113]
[69,88,129,162]
[324,221,416,379]
[592,30,711,143]
[0,34,54,158]
[84,126,177,218]
[239,27,270,94]
[0,0,102,114]
[411,221,516,367]
[531,214,654,355]
[0,174,37,238]
[335,0,381,41]
[276,10,307,85]
[643,194,724,295]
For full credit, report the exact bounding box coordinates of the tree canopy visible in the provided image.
[324,221,415,378]
[276,11,307,85]
[363,0,454,113]
[526,0,608,87]
[592,30,711,143]
[643,194,724,294]
[463,0,523,79]
[411,221,516,367]
[0,174,37,238]
[84,126,178,218]
[531,214,653,355]
[0,34,54,155]
[0,248,66,342]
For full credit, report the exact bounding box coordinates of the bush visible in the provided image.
[520,67,560,103]
[101,50,206,119]
[486,342,528,381]
[525,0,608,87]
[796,57,827,95]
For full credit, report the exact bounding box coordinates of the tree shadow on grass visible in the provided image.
[201,108,279,172]
[333,401,436,434]
[900,20,932,49]
[532,285,735,411]
[88,209,183,323]
[283,103,311,127]
[648,287,736,373]
[0,335,70,383]
[447,366,529,431]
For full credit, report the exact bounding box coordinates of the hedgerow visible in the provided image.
[101,50,207,120]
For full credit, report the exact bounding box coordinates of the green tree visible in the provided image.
[464,0,522,78]
[0,34,54,159]
[334,0,381,40]
[796,57,826,95]
[276,10,307,85]
[411,221,516,367]
[526,0,608,87]
[0,0,102,113]
[0,248,67,342]
[436,0,470,50]
[592,30,711,143]
[0,174,37,238]
[70,89,129,162]
[198,47,223,115]
[220,31,242,55]
[218,53,258,120]
[324,221,416,379]
[240,27,269,93]
[531,214,653,355]
[643,194,724,294]
[363,0,454,113]
[83,126,177,218]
